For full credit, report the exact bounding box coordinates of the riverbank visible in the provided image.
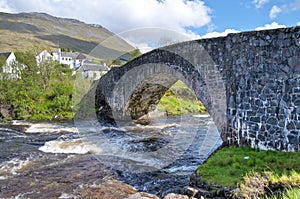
[193,146,300,198]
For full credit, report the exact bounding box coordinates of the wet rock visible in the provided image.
[189,174,235,198]
[126,192,160,199]
[163,193,189,199]
[182,186,199,197]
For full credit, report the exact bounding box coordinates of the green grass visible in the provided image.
[196,146,300,188]
[277,188,300,199]
[157,80,206,115]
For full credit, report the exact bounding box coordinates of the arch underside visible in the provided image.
[125,73,178,119]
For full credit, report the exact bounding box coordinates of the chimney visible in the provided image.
[58,48,61,64]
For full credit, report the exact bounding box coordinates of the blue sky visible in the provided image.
[199,0,300,35]
[0,0,299,50]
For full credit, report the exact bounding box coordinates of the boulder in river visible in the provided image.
[0,104,16,119]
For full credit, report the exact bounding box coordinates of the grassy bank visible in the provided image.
[196,146,300,198]
[157,80,206,115]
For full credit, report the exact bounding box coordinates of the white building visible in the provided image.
[52,49,86,69]
[79,60,109,80]
[36,49,87,69]
[0,52,19,78]
[35,49,110,80]
[36,50,53,65]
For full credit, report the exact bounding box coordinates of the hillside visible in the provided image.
[0,12,134,59]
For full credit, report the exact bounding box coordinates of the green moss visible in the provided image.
[196,146,300,188]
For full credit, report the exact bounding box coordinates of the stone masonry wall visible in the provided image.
[223,27,300,151]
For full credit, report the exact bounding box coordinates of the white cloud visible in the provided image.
[0,0,14,13]
[269,1,300,19]
[253,0,269,8]
[2,0,211,36]
[201,29,240,39]
[119,27,198,53]
[297,21,300,26]
[269,5,282,19]
[255,22,286,31]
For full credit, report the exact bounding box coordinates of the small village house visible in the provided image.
[35,50,53,65]
[79,60,109,80]
[36,49,86,69]
[0,52,19,78]
[36,49,110,80]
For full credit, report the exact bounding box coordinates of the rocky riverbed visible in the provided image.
[0,115,224,198]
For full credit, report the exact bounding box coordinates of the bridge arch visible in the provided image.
[95,45,227,140]
[85,26,300,151]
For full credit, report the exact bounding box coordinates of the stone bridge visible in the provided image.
[92,26,300,151]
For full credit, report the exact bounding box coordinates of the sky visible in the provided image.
[0,0,299,51]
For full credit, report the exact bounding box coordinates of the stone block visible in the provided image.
[287,134,298,145]
[287,122,296,130]
[250,116,261,123]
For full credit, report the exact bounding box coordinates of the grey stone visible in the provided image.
[266,117,278,125]
[287,122,296,130]
[287,134,298,145]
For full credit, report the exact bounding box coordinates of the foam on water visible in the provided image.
[0,157,31,179]
[26,123,79,134]
[38,139,101,154]
[11,120,79,134]
[192,114,210,118]
[58,193,75,199]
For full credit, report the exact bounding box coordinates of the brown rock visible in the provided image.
[0,104,15,118]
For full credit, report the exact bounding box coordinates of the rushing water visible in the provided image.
[0,115,222,198]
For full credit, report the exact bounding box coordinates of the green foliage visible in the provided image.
[0,49,75,120]
[157,80,206,115]
[72,73,93,113]
[131,49,142,59]
[0,55,6,69]
[196,146,300,188]
[278,188,300,199]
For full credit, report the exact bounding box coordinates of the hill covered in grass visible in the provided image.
[0,12,134,59]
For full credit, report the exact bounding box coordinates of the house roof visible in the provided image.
[80,60,109,72]
[0,52,13,59]
[76,53,86,60]
[60,52,79,59]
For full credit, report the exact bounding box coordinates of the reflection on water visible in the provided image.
[0,114,222,198]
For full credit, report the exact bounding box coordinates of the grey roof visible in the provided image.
[76,53,86,60]
[61,52,79,59]
[0,52,13,59]
[80,60,109,72]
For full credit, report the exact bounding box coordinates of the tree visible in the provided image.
[131,49,142,59]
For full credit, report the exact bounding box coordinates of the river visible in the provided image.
[0,114,222,198]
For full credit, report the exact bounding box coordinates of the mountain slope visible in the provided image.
[0,12,134,58]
